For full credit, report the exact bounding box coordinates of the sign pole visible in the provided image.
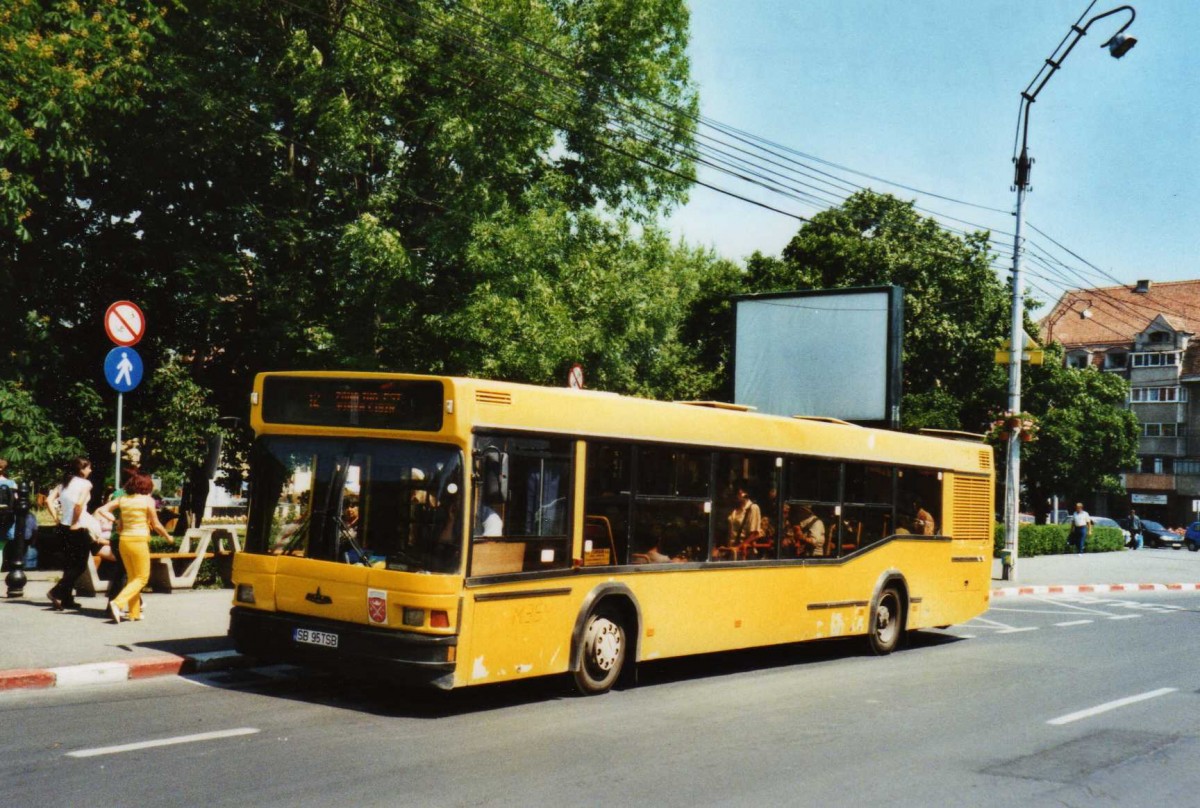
[115,392,123,490]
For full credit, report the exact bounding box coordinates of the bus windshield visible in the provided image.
[246,436,463,574]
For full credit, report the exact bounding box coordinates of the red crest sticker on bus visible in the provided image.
[367,589,388,625]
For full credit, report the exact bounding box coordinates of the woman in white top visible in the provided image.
[48,457,94,610]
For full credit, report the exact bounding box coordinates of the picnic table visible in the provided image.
[76,526,242,595]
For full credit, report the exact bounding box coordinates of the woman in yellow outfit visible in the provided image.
[94,472,174,623]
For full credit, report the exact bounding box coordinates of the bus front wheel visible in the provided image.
[573,610,626,695]
[868,586,904,655]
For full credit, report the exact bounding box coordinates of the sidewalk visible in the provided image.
[3,549,1200,691]
[0,571,242,691]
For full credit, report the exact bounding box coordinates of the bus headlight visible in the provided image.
[402,607,424,626]
[236,584,256,604]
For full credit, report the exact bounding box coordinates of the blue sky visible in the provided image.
[666,0,1199,310]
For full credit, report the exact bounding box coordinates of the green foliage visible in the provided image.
[129,355,222,492]
[993,523,1125,557]
[435,196,735,398]
[999,342,1139,509]
[1,0,712,482]
[0,0,171,239]
[0,380,85,489]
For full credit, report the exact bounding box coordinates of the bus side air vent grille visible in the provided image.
[476,390,512,406]
[978,450,992,471]
[950,475,992,542]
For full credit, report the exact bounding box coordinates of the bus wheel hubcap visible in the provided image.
[590,619,621,671]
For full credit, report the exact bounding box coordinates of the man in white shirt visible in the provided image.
[1070,503,1092,556]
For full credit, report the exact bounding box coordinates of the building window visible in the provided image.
[1131,352,1180,367]
[1131,387,1184,403]
[1141,423,1179,438]
[1147,331,1172,344]
[1104,351,1128,369]
[1066,351,1090,369]
[1176,460,1200,475]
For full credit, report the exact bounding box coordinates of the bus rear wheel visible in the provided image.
[573,610,626,695]
[868,586,904,655]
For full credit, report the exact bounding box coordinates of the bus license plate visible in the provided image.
[294,628,339,648]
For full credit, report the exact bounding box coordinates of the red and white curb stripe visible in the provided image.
[992,582,1200,597]
[0,650,245,692]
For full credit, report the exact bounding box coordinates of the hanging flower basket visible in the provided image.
[987,411,1039,444]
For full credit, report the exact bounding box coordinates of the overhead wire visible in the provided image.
[275,0,1142,329]
[429,0,1020,229]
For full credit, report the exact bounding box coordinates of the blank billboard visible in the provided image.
[733,287,902,427]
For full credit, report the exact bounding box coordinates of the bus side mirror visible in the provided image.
[481,447,509,504]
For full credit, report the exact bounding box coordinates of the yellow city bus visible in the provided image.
[229,371,993,694]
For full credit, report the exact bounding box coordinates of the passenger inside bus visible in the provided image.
[786,504,826,557]
[478,499,503,537]
[721,480,762,559]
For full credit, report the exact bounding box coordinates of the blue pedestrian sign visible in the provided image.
[104,346,143,393]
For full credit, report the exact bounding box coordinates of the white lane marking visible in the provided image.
[1054,619,1093,627]
[996,627,1038,634]
[1047,688,1177,726]
[990,607,1104,616]
[67,728,260,758]
[1108,614,1141,621]
[967,616,1021,630]
[1023,596,1118,616]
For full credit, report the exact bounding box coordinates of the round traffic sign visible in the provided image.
[104,346,144,393]
[568,364,584,389]
[104,300,145,347]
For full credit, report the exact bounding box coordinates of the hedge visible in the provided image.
[992,523,1124,557]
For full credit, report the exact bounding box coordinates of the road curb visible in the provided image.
[0,650,251,692]
[991,582,1200,597]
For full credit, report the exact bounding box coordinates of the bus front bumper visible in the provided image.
[229,607,458,689]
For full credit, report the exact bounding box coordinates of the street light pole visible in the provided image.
[1004,4,1137,581]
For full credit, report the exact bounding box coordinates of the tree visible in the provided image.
[0,380,86,490]
[1014,343,1139,513]
[434,192,738,399]
[747,190,1009,432]
[0,0,170,239]
[2,0,704,475]
[127,355,222,494]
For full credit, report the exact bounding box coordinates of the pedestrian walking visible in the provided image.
[47,457,95,610]
[1127,509,1144,550]
[94,471,174,623]
[1069,502,1092,556]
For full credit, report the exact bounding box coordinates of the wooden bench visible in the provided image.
[75,528,229,595]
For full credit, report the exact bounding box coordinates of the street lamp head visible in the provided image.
[1105,33,1137,58]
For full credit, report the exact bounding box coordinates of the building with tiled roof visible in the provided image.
[1039,279,1200,528]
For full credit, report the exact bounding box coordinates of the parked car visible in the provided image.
[1183,522,1200,552]
[1119,517,1183,549]
[1090,516,1132,547]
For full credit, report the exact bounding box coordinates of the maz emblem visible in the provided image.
[306,587,332,605]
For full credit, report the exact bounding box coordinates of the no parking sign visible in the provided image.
[104,300,145,347]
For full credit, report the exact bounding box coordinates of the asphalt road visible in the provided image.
[3,590,1198,807]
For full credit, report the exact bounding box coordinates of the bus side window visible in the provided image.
[471,435,573,575]
[898,468,942,536]
[634,446,710,562]
[843,463,894,551]
[584,443,631,565]
[786,457,841,556]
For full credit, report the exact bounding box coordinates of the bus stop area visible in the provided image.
[2,551,1200,692]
